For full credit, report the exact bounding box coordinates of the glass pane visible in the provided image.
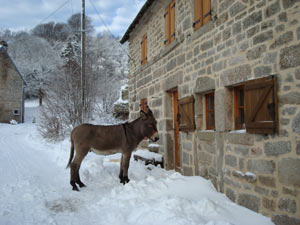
[208,95,214,110]
[238,108,244,125]
[239,89,244,106]
[208,112,214,127]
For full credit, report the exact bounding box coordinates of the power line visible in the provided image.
[87,0,137,68]
[38,0,70,25]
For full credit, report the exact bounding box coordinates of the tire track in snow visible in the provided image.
[0,125,62,225]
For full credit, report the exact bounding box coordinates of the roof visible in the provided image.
[120,0,154,44]
[0,44,27,85]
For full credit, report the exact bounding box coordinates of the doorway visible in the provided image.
[172,89,181,171]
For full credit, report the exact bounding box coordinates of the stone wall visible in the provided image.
[126,0,300,223]
[0,50,24,123]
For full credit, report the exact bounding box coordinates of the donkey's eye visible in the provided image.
[148,124,153,128]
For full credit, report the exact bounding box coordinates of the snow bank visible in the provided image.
[134,149,163,162]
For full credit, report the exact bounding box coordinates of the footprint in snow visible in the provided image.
[45,198,81,213]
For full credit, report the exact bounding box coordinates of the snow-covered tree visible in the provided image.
[8,32,61,101]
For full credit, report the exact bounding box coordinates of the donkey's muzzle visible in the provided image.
[150,132,159,142]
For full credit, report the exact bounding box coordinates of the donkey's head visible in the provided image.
[140,108,159,142]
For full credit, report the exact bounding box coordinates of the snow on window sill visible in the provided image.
[229,129,246,134]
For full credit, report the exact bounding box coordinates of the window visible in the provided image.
[140,98,148,112]
[193,0,211,31]
[164,0,175,46]
[141,34,147,65]
[205,92,215,130]
[234,86,245,130]
[13,109,20,116]
[178,96,195,132]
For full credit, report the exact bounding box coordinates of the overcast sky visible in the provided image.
[0,0,146,37]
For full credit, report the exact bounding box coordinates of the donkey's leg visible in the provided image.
[119,154,124,181]
[76,168,86,188]
[120,152,132,185]
[70,163,79,191]
[70,148,88,191]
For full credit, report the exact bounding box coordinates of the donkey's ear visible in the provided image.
[140,110,148,120]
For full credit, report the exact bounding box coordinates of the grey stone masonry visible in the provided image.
[0,45,25,123]
[123,0,300,221]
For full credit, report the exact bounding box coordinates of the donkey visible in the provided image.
[66,108,159,191]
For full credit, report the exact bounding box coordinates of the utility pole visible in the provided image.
[81,0,86,123]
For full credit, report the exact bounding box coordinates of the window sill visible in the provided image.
[192,21,215,41]
[229,129,246,134]
[197,130,216,142]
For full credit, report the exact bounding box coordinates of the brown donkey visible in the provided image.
[66,109,159,191]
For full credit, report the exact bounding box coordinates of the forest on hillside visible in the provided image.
[0,13,129,140]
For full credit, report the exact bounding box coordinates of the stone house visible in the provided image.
[0,41,26,123]
[120,0,300,224]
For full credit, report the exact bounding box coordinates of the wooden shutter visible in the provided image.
[194,0,211,31]
[178,96,195,132]
[164,6,170,45]
[193,0,202,31]
[145,35,147,63]
[141,36,144,64]
[170,0,175,43]
[140,98,148,112]
[203,0,211,25]
[141,34,147,65]
[164,0,175,45]
[244,76,278,134]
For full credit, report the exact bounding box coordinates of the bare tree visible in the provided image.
[38,36,96,140]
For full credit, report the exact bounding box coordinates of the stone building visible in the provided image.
[0,41,26,123]
[120,0,300,224]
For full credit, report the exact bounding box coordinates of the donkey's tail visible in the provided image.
[66,135,75,169]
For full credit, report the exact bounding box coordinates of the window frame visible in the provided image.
[205,92,215,130]
[234,85,245,130]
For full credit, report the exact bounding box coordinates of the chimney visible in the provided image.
[0,40,8,51]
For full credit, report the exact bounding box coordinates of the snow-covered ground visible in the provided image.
[0,101,275,225]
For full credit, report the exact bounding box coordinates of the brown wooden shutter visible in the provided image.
[203,0,211,25]
[140,98,148,112]
[144,35,147,63]
[244,75,278,134]
[141,34,147,65]
[164,6,170,45]
[178,96,195,132]
[193,0,202,31]
[170,0,175,43]
[141,36,144,65]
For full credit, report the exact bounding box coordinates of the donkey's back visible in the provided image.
[71,123,125,151]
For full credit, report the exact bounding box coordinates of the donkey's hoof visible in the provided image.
[120,176,130,185]
[71,181,79,191]
[77,181,86,188]
[72,186,79,191]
